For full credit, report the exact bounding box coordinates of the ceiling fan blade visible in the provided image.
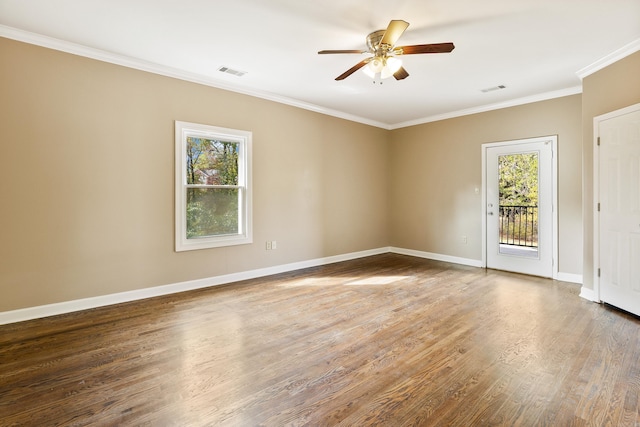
[395,43,455,55]
[318,49,367,54]
[393,66,409,80]
[379,20,409,47]
[335,59,368,80]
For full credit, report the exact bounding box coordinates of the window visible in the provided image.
[175,121,252,251]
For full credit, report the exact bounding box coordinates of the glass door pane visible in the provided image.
[497,153,539,258]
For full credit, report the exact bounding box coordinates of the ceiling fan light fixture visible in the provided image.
[362,65,376,79]
[362,56,402,80]
[362,58,380,78]
[369,58,384,73]
[381,57,402,79]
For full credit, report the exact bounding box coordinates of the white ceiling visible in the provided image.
[1,0,639,128]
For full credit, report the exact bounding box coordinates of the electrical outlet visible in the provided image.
[266,241,272,250]
[462,235,468,244]
[272,240,277,250]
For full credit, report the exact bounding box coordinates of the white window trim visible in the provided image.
[175,121,252,251]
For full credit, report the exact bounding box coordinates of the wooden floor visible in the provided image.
[1,254,639,426]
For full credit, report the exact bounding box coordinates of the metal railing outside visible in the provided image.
[499,205,538,247]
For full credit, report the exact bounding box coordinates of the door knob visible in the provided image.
[488,212,494,216]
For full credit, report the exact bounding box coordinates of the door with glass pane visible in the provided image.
[485,137,555,277]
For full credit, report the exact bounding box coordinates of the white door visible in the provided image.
[597,104,640,316]
[484,137,555,278]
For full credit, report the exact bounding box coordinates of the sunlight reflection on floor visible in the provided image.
[278,276,411,287]
[345,276,410,286]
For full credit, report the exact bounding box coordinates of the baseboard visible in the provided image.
[0,247,389,325]
[1,246,578,325]
[579,286,599,302]
[555,272,583,284]
[390,247,483,268]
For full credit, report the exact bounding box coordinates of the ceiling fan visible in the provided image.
[318,20,455,81]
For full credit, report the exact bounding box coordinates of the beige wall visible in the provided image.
[581,51,640,290]
[0,38,389,311]
[389,95,583,275]
[3,35,632,313]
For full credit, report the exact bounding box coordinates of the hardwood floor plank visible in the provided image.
[1,254,639,426]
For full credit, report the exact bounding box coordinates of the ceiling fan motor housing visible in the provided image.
[366,30,388,54]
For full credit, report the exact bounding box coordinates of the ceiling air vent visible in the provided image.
[481,85,506,93]
[218,66,247,77]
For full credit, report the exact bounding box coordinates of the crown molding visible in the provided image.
[389,86,583,129]
[0,25,605,131]
[0,25,390,129]
[576,38,640,80]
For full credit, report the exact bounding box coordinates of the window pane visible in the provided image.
[498,153,539,258]
[187,188,239,238]
[186,137,239,185]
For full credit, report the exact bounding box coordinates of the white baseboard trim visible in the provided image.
[579,286,599,302]
[0,247,389,325]
[390,247,483,268]
[0,246,583,325]
[555,272,583,284]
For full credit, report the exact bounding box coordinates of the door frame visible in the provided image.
[593,102,640,302]
[481,136,559,279]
